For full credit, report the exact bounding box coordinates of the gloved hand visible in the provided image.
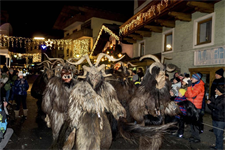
[187,80,192,87]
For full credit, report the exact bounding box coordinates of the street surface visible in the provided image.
[4,75,224,150]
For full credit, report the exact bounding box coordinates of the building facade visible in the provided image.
[53,5,130,60]
[120,0,224,97]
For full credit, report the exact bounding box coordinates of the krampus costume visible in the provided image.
[31,59,57,127]
[128,54,177,150]
[105,61,137,140]
[62,53,127,150]
[42,57,78,148]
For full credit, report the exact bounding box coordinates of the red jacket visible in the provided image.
[185,80,205,109]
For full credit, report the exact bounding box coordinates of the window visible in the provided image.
[197,18,212,45]
[139,41,145,56]
[164,33,172,52]
[162,28,174,53]
[193,13,215,49]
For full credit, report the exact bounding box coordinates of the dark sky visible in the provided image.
[1,0,134,39]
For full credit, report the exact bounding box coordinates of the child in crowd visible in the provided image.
[174,88,187,138]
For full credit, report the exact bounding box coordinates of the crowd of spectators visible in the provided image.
[168,68,225,150]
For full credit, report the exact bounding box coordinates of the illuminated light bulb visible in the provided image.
[14,55,17,58]
[34,37,45,40]
[107,51,109,54]
[166,44,172,49]
[76,54,80,58]
[101,58,104,61]
[118,53,122,58]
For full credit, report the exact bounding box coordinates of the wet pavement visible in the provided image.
[4,75,224,149]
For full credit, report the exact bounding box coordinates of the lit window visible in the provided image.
[162,28,174,53]
[164,32,173,52]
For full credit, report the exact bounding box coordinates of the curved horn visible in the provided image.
[97,64,105,71]
[139,54,160,62]
[66,55,93,66]
[95,53,125,66]
[95,53,106,66]
[37,60,52,68]
[166,64,176,72]
[126,62,137,67]
[149,62,164,74]
[101,70,112,77]
[43,53,65,65]
[77,65,90,79]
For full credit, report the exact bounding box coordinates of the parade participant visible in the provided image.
[185,73,204,143]
[207,85,225,150]
[13,71,29,119]
[42,58,78,148]
[0,69,8,98]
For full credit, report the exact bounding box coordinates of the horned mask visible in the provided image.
[139,54,175,89]
[67,53,125,88]
[43,53,78,82]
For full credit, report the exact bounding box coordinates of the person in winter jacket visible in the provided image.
[13,71,29,119]
[171,77,181,96]
[0,69,8,98]
[0,96,14,149]
[210,68,224,99]
[207,85,225,150]
[185,73,205,143]
[174,88,187,138]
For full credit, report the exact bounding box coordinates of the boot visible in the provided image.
[23,109,28,120]
[14,110,19,119]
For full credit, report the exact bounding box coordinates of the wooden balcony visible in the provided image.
[64,28,92,40]
[120,0,221,44]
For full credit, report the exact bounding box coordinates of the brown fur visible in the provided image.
[42,77,77,143]
[67,81,125,150]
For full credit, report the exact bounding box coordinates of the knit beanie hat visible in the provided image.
[192,73,201,81]
[215,68,224,76]
[216,85,225,94]
[18,71,23,77]
[179,88,186,96]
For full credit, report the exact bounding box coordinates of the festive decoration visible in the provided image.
[0,34,90,59]
[45,39,53,47]
[120,0,175,35]
[9,52,42,63]
[90,25,120,56]
[73,39,90,58]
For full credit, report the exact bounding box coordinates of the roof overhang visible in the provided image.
[119,0,220,44]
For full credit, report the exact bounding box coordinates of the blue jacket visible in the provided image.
[13,78,29,95]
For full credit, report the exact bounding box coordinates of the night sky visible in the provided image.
[1,0,134,39]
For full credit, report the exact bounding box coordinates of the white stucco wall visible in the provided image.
[132,0,225,75]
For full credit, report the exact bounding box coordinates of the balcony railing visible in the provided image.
[119,0,183,36]
[64,28,92,40]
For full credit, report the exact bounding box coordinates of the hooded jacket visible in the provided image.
[13,78,29,95]
[185,80,205,109]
